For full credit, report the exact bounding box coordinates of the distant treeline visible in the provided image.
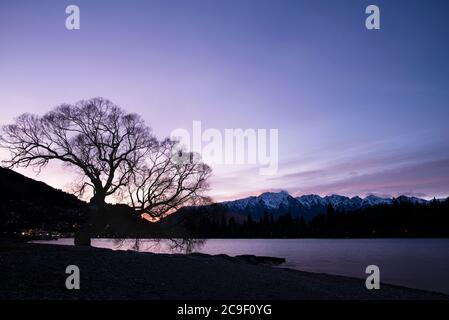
[158,199,449,238]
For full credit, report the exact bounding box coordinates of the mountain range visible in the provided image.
[0,166,441,232]
[219,191,431,221]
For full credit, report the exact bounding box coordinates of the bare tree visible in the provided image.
[127,139,212,220]
[1,98,212,245]
[1,98,155,207]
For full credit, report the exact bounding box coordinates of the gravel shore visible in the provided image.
[0,242,447,300]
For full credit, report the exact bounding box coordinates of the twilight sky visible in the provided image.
[1,0,449,201]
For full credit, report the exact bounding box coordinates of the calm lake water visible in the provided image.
[35,238,449,295]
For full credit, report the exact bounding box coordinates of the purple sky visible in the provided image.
[1,0,449,201]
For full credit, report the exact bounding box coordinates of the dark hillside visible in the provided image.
[0,167,88,233]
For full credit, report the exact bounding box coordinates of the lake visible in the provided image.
[35,238,449,295]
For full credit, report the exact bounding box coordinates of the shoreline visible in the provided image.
[0,242,447,300]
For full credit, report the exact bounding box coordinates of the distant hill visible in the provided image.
[0,167,88,233]
[0,167,157,237]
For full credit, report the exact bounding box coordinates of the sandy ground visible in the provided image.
[0,242,447,300]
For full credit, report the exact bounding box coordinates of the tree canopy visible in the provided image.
[1,98,211,219]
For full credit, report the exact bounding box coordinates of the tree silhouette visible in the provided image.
[1,98,211,244]
[126,139,211,220]
[1,98,154,207]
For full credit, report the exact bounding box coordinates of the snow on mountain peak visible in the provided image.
[396,195,428,205]
[296,194,325,208]
[258,191,291,209]
[362,195,392,206]
[222,191,429,216]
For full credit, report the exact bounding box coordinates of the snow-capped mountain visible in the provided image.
[296,194,327,208]
[222,191,292,210]
[258,191,291,208]
[361,195,392,206]
[221,191,308,219]
[396,195,428,205]
[322,195,362,211]
[220,191,428,221]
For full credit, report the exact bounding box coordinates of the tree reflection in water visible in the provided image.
[113,238,206,254]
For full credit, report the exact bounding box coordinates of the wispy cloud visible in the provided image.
[284,158,449,199]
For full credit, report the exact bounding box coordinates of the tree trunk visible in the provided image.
[74,226,92,246]
[74,194,107,246]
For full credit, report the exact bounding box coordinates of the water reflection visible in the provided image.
[112,238,206,253]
